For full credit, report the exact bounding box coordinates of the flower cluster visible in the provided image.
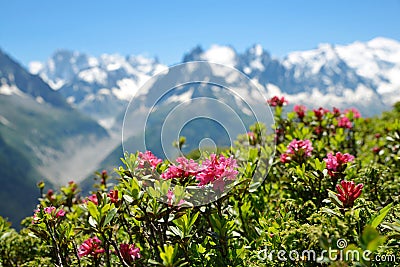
[336,180,364,208]
[119,243,141,265]
[338,116,352,129]
[78,237,105,258]
[294,105,307,119]
[196,154,238,191]
[161,157,199,180]
[84,194,98,205]
[107,189,119,204]
[324,152,355,177]
[267,96,288,107]
[137,151,162,169]
[32,206,66,224]
[280,139,313,163]
[332,107,341,117]
[313,107,330,120]
[344,108,361,119]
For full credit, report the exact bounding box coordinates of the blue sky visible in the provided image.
[1,0,400,66]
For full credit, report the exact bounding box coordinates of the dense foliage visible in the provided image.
[1,99,399,267]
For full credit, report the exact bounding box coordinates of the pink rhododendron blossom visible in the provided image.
[267,96,288,107]
[137,151,162,169]
[107,189,119,204]
[32,208,40,224]
[32,206,66,223]
[196,154,238,191]
[161,157,199,180]
[280,139,313,163]
[286,139,313,157]
[44,206,56,214]
[167,189,174,206]
[324,152,355,177]
[56,209,66,217]
[78,237,105,258]
[344,108,361,118]
[293,105,307,119]
[332,107,341,117]
[119,243,141,264]
[84,194,98,205]
[313,107,330,120]
[338,117,352,129]
[46,189,55,201]
[280,153,291,163]
[336,180,364,208]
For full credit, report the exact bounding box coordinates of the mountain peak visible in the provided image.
[367,37,400,49]
[0,50,70,108]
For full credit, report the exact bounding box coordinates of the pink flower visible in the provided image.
[196,154,238,191]
[44,206,56,214]
[287,139,313,157]
[78,237,105,258]
[280,153,291,163]
[338,117,352,129]
[281,139,313,164]
[336,180,364,208]
[56,209,66,217]
[85,194,98,205]
[107,189,119,204]
[46,189,55,201]
[32,208,41,224]
[294,105,307,119]
[267,96,288,107]
[167,189,174,206]
[324,152,355,177]
[313,107,330,120]
[344,108,361,119]
[119,243,141,264]
[332,107,341,117]
[161,157,199,180]
[137,151,162,169]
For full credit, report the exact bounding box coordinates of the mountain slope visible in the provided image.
[0,50,109,226]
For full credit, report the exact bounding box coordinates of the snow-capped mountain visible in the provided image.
[182,38,400,115]
[30,50,167,128]
[31,37,400,123]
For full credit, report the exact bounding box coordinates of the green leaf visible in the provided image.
[321,207,342,218]
[103,208,118,226]
[101,203,111,215]
[123,194,133,203]
[159,244,178,266]
[327,190,343,208]
[368,203,393,228]
[87,201,100,221]
[88,216,97,228]
[361,225,386,252]
[169,226,183,238]
[381,222,400,233]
